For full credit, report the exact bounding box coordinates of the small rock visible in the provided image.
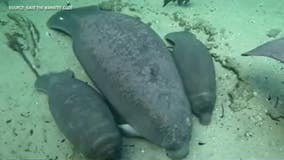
[129,7,136,11]
[244,131,253,139]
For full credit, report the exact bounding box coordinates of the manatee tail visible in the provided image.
[242,37,284,64]
[35,70,74,94]
[242,50,284,64]
[34,74,50,94]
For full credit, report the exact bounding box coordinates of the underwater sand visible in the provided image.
[0,0,284,159]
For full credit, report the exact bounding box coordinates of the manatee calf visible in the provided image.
[35,70,122,160]
[165,31,216,125]
[242,37,284,64]
[47,6,192,159]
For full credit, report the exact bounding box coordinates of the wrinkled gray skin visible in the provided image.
[242,37,284,64]
[35,70,122,160]
[47,6,192,159]
[165,31,216,125]
[163,0,190,7]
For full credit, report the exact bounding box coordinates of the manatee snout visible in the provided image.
[191,93,215,125]
[89,134,122,159]
[199,112,212,125]
[166,142,189,160]
[163,118,192,160]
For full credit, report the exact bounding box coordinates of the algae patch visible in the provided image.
[4,13,40,77]
[266,28,281,38]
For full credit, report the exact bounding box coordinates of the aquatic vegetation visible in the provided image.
[171,12,219,50]
[4,13,40,77]
[5,32,25,53]
[5,32,39,77]
[98,0,126,12]
[7,13,40,57]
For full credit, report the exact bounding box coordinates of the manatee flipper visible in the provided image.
[118,124,143,138]
[242,37,284,64]
[165,31,216,125]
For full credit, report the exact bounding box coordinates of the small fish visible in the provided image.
[165,31,217,125]
[163,0,190,7]
[35,70,122,160]
[242,37,284,64]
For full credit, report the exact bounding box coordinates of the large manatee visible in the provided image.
[47,6,192,159]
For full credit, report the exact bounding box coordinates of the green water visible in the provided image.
[0,0,284,160]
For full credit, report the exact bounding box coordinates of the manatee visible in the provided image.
[165,31,216,125]
[242,37,284,64]
[35,70,122,160]
[47,6,192,159]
